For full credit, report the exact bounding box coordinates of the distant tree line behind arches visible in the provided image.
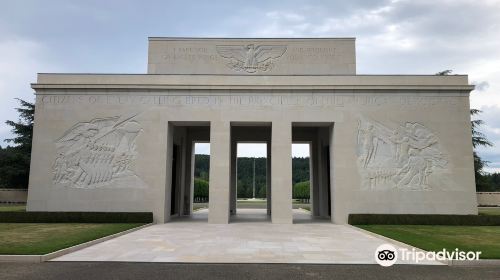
[193,155,311,201]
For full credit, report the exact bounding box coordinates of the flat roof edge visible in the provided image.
[148,37,356,41]
[31,73,473,92]
[35,73,470,77]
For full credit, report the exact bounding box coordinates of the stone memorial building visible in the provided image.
[27,38,478,224]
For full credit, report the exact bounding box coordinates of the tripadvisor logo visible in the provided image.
[375,244,482,266]
[375,244,398,267]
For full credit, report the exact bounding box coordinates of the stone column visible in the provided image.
[328,124,335,221]
[208,121,231,224]
[230,137,237,215]
[266,140,272,215]
[178,130,188,216]
[318,127,331,218]
[271,121,293,224]
[311,135,320,216]
[159,123,174,223]
[183,138,194,215]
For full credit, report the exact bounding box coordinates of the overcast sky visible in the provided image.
[1,0,499,168]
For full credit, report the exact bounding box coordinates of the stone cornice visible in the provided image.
[32,74,474,92]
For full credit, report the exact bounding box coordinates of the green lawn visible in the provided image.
[0,223,144,255]
[0,204,26,212]
[478,207,500,216]
[357,225,500,259]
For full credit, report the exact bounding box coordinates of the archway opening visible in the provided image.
[229,123,272,223]
[292,143,312,222]
[292,123,334,223]
[234,143,269,222]
[166,122,210,223]
[192,142,210,219]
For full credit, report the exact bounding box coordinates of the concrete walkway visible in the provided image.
[53,209,441,264]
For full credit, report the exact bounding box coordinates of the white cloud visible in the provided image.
[292,144,310,158]
[194,143,310,157]
[1,0,500,166]
[238,143,267,157]
[195,143,210,155]
[475,105,500,171]
[0,37,61,146]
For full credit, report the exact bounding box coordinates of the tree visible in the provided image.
[436,70,494,191]
[4,98,35,152]
[293,181,310,201]
[471,109,493,191]
[193,178,209,202]
[435,69,453,76]
[471,109,493,149]
[0,98,35,188]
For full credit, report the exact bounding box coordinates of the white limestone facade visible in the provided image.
[27,38,477,224]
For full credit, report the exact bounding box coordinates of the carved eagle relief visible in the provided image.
[216,44,287,73]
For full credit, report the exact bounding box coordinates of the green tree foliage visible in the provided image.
[0,99,34,189]
[292,157,310,186]
[436,71,497,191]
[470,109,495,192]
[193,178,209,201]
[194,154,210,181]
[471,109,493,149]
[435,69,453,76]
[0,147,30,188]
[193,155,311,198]
[236,157,267,198]
[293,181,310,200]
[482,173,500,192]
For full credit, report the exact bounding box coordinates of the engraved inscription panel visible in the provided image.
[53,115,146,189]
[357,117,447,191]
[148,39,356,74]
[40,94,461,108]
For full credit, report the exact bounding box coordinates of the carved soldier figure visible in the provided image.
[360,124,378,168]
[396,149,428,189]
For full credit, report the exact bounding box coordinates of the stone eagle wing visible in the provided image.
[216,45,247,62]
[254,45,287,63]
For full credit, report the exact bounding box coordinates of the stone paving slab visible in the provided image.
[53,209,441,265]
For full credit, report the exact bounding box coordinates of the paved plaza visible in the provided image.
[53,209,441,265]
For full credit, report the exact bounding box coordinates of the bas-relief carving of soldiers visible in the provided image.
[52,117,142,188]
[53,123,99,185]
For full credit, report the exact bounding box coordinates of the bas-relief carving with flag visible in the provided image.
[52,115,148,189]
[357,116,448,191]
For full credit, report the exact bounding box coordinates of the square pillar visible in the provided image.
[230,137,237,215]
[271,121,293,224]
[183,139,194,215]
[159,123,174,223]
[311,136,321,216]
[266,140,272,215]
[208,121,231,224]
[329,124,336,222]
